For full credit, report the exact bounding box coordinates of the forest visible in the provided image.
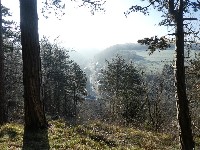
[0,0,200,150]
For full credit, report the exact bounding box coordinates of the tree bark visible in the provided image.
[175,0,194,149]
[0,1,7,125]
[20,0,47,130]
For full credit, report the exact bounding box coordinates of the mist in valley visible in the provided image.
[1,0,200,149]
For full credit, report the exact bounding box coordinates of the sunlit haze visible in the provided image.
[3,0,168,52]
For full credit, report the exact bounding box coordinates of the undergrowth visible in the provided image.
[0,119,198,149]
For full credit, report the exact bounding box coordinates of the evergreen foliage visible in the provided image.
[40,37,87,118]
[99,55,145,123]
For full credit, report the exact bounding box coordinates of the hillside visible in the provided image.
[93,43,175,72]
[94,43,147,64]
[0,119,181,150]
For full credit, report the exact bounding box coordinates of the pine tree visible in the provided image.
[0,2,7,125]
[20,0,47,130]
[100,55,145,122]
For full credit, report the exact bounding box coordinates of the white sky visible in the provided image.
[2,0,168,51]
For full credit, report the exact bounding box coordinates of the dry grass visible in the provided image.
[0,119,195,150]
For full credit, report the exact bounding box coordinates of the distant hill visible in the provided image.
[104,43,148,51]
[94,43,149,64]
[70,43,199,72]
[95,43,173,68]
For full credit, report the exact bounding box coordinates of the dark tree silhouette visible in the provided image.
[20,0,47,130]
[173,1,194,149]
[0,2,7,125]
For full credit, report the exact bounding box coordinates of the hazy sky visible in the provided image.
[2,0,168,51]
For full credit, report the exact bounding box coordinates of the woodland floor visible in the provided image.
[1,119,197,150]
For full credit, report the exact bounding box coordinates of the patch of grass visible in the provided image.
[195,136,200,149]
[0,120,182,150]
[0,123,23,149]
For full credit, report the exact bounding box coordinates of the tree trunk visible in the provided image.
[0,1,7,125]
[175,0,194,149]
[20,0,47,130]
[73,86,77,117]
